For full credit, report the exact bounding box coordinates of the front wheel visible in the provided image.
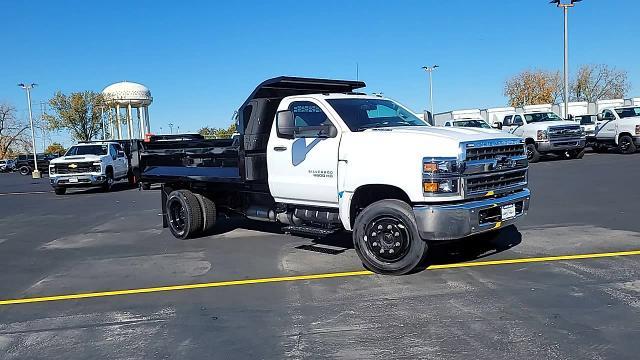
[19,166,31,176]
[526,144,541,163]
[567,149,585,159]
[54,187,66,195]
[353,199,427,275]
[102,171,114,192]
[618,135,637,154]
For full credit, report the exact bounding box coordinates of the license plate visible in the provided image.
[68,177,78,183]
[501,204,516,220]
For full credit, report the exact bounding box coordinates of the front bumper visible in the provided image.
[50,173,107,187]
[413,189,530,241]
[537,139,585,152]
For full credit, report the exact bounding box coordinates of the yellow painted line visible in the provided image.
[0,191,50,196]
[1,249,640,306]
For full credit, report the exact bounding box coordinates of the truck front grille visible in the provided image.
[462,139,528,198]
[548,125,582,140]
[466,169,527,195]
[465,144,525,161]
[54,162,99,174]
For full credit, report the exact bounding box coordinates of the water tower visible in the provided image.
[102,81,152,140]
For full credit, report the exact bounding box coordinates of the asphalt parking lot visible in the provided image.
[1,153,640,359]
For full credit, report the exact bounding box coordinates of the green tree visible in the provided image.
[198,123,237,139]
[45,142,66,155]
[44,91,105,142]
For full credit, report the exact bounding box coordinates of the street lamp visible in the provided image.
[421,65,439,124]
[18,83,40,179]
[550,0,581,119]
[168,123,174,134]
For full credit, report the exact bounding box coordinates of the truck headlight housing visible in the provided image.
[422,158,460,196]
[537,130,548,141]
[49,165,55,174]
[92,162,102,172]
[636,125,640,135]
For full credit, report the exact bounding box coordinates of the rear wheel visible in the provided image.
[54,187,66,195]
[618,135,637,154]
[194,193,217,234]
[166,189,203,239]
[353,199,427,275]
[19,166,31,176]
[526,144,540,163]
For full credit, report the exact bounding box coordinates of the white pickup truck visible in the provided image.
[135,77,531,275]
[496,111,586,162]
[592,106,640,154]
[49,142,129,194]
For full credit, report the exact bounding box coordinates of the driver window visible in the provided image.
[603,110,615,120]
[289,101,330,127]
[513,115,523,125]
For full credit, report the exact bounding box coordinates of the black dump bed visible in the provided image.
[135,76,365,186]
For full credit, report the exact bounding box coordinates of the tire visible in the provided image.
[353,199,427,275]
[165,189,204,239]
[567,149,585,159]
[102,170,114,192]
[54,187,66,195]
[19,166,31,176]
[618,135,637,154]
[526,144,540,163]
[141,182,151,190]
[194,193,217,234]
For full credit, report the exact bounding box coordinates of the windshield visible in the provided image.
[578,115,595,125]
[326,98,428,131]
[615,107,640,119]
[453,120,491,129]
[65,145,108,156]
[524,112,562,123]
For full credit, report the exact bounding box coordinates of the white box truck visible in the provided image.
[481,107,516,128]
[433,109,490,128]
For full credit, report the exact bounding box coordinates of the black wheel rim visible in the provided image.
[526,146,534,160]
[620,138,631,152]
[363,216,411,262]
[168,198,187,236]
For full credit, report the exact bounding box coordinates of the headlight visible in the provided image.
[422,158,460,195]
[49,165,55,174]
[636,125,640,135]
[537,130,548,141]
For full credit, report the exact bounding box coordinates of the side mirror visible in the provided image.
[596,113,604,121]
[276,110,295,139]
[117,151,125,158]
[492,122,503,129]
[318,124,338,138]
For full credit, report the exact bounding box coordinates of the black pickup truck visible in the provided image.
[15,153,57,176]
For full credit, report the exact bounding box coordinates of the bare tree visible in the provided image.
[504,70,563,107]
[0,103,29,158]
[571,64,631,102]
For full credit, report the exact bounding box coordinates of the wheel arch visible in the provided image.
[348,184,411,228]
[616,132,634,144]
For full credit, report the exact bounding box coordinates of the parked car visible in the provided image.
[495,111,586,162]
[444,119,492,129]
[48,142,130,195]
[14,153,55,175]
[133,76,531,275]
[0,159,16,172]
[592,106,640,154]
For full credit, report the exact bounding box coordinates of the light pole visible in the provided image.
[421,65,439,124]
[168,123,174,134]
[18,83,40,179]
[551,0,581,119]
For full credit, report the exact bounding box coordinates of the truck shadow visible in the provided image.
[65,182,137,195]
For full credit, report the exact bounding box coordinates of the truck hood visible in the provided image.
[50,155,107,164]
[364,125,517,143]
[525,120,579,131]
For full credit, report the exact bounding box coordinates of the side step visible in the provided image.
[283,226,338,237]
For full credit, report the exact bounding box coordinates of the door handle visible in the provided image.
[273,146,287,152]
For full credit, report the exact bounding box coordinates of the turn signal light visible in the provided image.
[423,163,438,172]
[423,182,439,192]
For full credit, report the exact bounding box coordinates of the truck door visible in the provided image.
[597,110,617,139]
[267,99,340,207]
[111,144,128,178]
[510,115,526,137]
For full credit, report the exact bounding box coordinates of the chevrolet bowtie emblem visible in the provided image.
[68,163,78,168]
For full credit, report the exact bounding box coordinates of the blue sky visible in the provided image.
[2,0,639,148]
